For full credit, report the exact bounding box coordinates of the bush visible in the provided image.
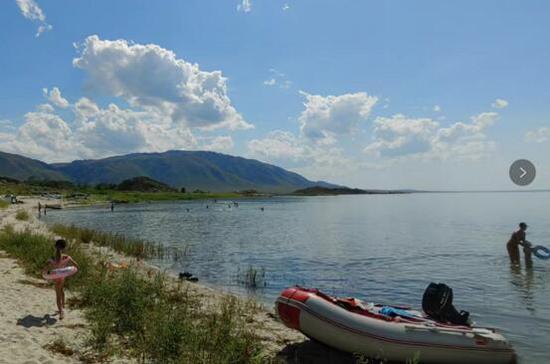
[15,210,29,221]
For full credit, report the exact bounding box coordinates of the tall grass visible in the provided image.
[238,265,266,289]
[0,228,265,363]
[51,224,168,260]
[15,209,29,221]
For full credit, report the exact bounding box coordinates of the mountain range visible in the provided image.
[0,150,337,193]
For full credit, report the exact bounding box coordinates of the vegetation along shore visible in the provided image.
[0,197,374,363]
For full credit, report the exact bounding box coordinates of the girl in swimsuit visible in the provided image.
[42,239,78,320]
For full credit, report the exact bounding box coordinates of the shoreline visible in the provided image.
[0,197,358,363]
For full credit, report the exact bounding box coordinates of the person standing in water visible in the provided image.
[507,222,531,265]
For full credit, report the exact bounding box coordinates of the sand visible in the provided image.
[0,200,91,364]
[0,197,342,364]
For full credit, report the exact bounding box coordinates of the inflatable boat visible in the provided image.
[276,287,516,364]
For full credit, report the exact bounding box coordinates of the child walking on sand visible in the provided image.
[43,239,78,320]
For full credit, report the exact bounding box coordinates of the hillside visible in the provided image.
[0,151,68,181]
[292,186,413,196]
[0,150,337,193]
[116,176,176,192]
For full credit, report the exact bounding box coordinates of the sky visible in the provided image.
[0,0,549,190]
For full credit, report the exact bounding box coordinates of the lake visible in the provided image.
[43,193,550,363]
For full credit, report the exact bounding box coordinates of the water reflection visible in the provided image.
[509,263,536,314]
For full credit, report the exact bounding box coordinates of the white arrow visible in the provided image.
[520,167,527,179]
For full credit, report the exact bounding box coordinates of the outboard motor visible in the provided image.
[422,283,470,325]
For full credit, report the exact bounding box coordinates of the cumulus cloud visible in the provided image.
[73,35,252,131]
[15,0,52,37]
[525,127,550,143]
[364,115,438,157]
[43,87,69,108]
[248,130,306,162]
[201,136,234,152]
[491,98,508,109]
[298,91,378,144]
[0,97,202,162]
[2,108,80,161]
[247,130,355,180]
[365,112,499,161]
[237,0,252,12]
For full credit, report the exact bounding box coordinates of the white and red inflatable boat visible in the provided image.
[276,286,516,364]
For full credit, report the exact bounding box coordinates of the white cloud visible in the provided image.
[364,115,438,157]
[42,87,69,108]
[365,112,499,161]
[247,130,355,180]
[298,91,378,144]
[36,103,55,113]
[491,98,508,109]
[3,109,80,161]
[0,119,16,131]
[15,0,52,37]
[263,69,292,89]
[248,130,307,162]
[282,4,290,11]
[0,96,200,162]
[237,0,252,13]
[525,127,550,143]
[201,136,234,152]
[433,105,441,112]
[73,35,252,131]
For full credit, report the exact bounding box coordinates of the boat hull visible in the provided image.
[276,287,516,364]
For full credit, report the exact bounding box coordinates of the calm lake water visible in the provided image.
[43,193,550,363]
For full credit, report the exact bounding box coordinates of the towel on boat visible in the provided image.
[379,306,418,319]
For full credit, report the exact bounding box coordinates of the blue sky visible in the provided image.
[0,0,549,189]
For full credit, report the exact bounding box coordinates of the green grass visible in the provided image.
[239,266,266,289]
[0,200,9,209]
[0,228,267,363]
[51,224,173,260]
[0,180,249,206]
[87,191,242,204]
[15,209,29,221]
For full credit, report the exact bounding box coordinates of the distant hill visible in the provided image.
[0,151,68,181]
[117,176,176,192]
[293,186,412,196]
[0,150,338,193]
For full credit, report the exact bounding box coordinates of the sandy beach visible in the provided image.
[0,199,137,363]
[0,197,338,364]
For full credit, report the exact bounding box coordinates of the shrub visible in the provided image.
[15,210,29,221]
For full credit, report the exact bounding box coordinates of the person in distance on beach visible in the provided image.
[42,239,79,320]
[507,222,531,265]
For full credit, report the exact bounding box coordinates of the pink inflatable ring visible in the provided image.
[43,266,78,280]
